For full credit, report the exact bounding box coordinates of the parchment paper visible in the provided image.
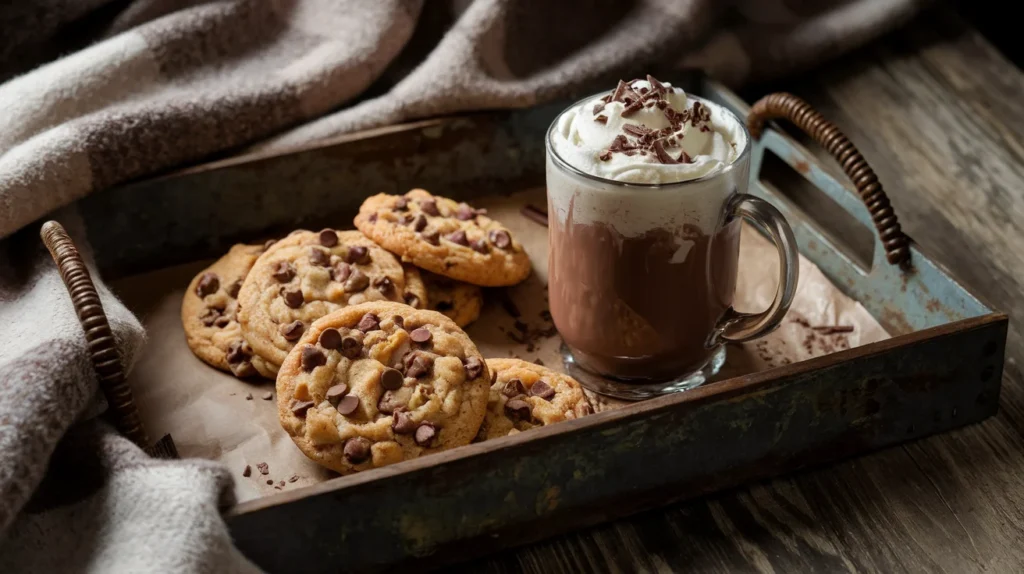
[114,188,889,504]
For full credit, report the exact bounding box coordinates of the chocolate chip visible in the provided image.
[380,367,404,391]
[409,327,432,344]
[319,229,339,247]
[336,395,360,416]
[504,399,532,421]
[393,315,405,328]
[404,293,420,308]
[575,403,593,417]
[262,392,273,400]
[288,475,299,483]
[344,269,369,292]
[200,308,221,326]
[214,316,232,328]
[257,462,269,475]
[455,203,476,221]
[332,262,351,282]
[420,229,440,246]
[309,247,331,267]
[226,340,251,364]
[230,361,258,379]
[326,383,349,405]
[392,410,417,434]
[489,229,512,249]
[368,213,378,223]
[463,356,484,380]
[272,261,296,283]
[242,465,251,477]
[445,230,469,246]
[394,197,408,210]
[502,379,527,398]
[267,479,274,485]
[403,351,433,378]
[420,199,440,216]
[277,480,285,488]
[227,280,243,298]
[280,321,304,341]
[345,246,370,265]
[344,437,371,464]
[372,276,394,295]
[290,399,315,417]
[414,422,437,446]
[301,345,326,371]
[283,288,304,308]
[196,272,219,297]
[470,239,490,254]
[377,390,405,414]
[318,328,342,350]
[530,380,556,401]
[341,336,362,359]
[357,313,380,332]
[412,214,427,232]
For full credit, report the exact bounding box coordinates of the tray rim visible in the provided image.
[226,310,1006,517]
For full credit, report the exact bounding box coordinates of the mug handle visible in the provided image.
[708,194,799,345]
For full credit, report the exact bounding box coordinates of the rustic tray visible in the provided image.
[47,73,1006,573]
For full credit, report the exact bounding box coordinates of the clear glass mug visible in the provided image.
[545,95,799,399]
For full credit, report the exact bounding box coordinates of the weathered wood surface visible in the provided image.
[458,7,1024,573]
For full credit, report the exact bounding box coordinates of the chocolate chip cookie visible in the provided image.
[276,302,490,475]
[476,358,592,441]
[422,270,482,328]
[401,264,428,310]
[354,189,531,287]
[181,242,273,378]
[237,229,407,375]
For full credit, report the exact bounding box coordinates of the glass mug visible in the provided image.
[545,94,799,399]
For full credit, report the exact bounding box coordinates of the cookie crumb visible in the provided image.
[262,392,273,400]
[257,462,269,475]
[534,358,545,366]
[242,465,251,477]
[245,393,253,400]
[277,480,286,488]
[266,479,273,485]
[288,475,299,483]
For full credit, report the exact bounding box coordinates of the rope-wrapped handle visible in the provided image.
[747,93,911,268]
[41,221,149,448]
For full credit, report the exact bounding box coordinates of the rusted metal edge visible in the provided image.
[228,312,1004,516]
[226,313,1006,573]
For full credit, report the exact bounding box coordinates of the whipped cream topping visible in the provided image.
[550,76,745,184]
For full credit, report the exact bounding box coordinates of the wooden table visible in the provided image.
[461,8,1024,572]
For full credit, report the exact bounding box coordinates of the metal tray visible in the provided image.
[48,73,1006,573]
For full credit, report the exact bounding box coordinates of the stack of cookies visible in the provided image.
[182,189,593,475]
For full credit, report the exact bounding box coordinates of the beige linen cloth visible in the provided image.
[0,1,925,572]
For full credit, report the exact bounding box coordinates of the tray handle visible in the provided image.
[41,220,150,448]
[747,92,911,268]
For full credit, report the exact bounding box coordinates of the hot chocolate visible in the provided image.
[546,76,796,396]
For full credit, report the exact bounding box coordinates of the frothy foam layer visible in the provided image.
[547,78,749,238]
[550,77,745,185]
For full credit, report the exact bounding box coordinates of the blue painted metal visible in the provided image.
[747,125,990,333]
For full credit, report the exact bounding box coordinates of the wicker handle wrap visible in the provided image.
[41,221,149,447]
[747,92,911,268]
